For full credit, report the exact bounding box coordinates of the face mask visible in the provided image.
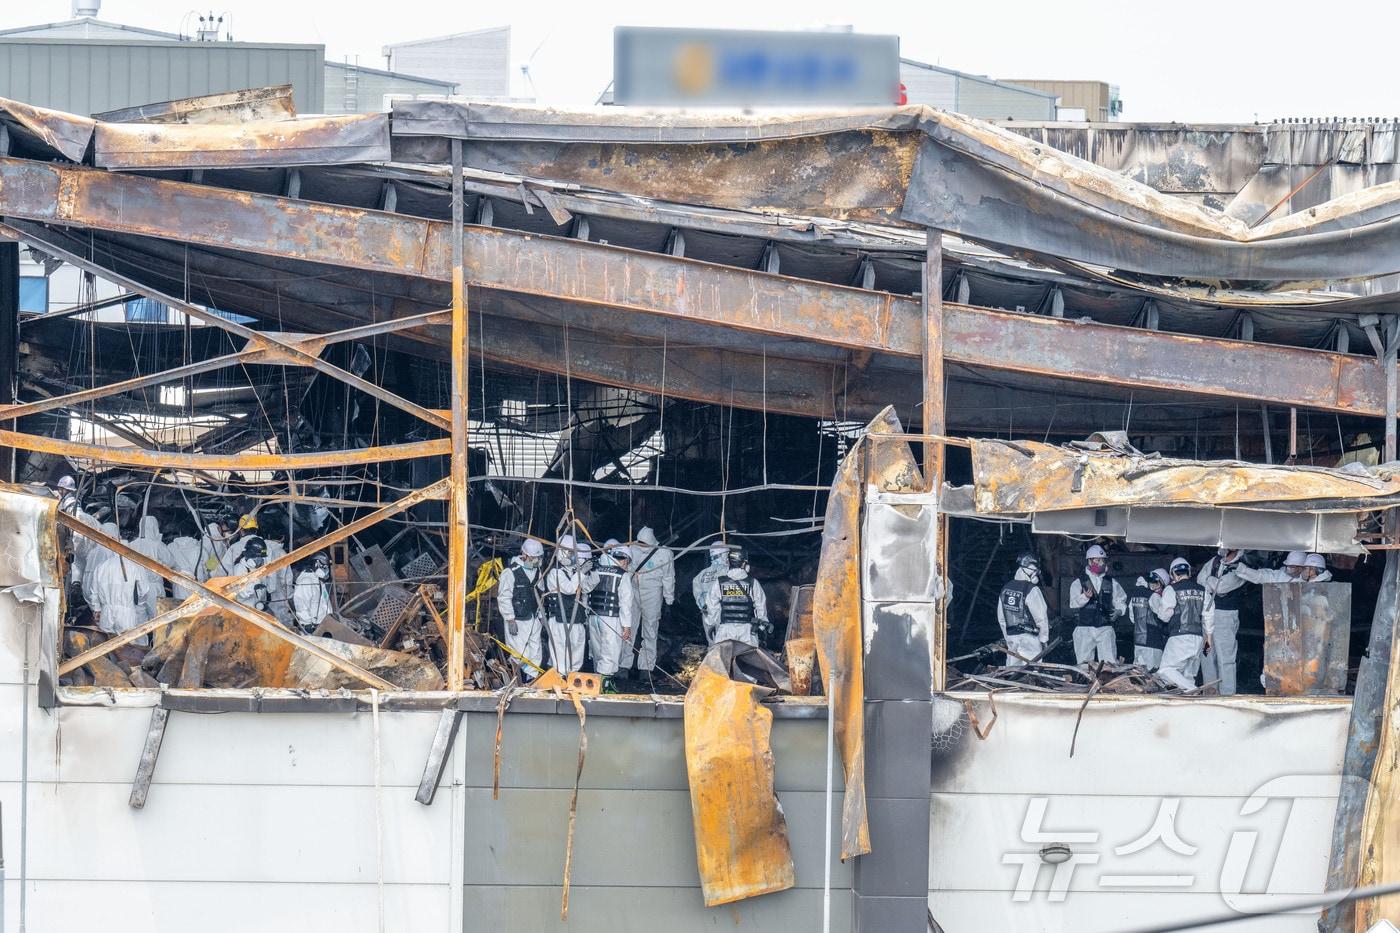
[315,568,328,580]
[1088,559,1106,574]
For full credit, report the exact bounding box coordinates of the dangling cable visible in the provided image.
[656,335,667,488]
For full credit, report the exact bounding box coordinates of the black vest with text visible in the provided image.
[1077,573,1116,629]
[718,576,756,627]
[1168,579,1206,637]
[588,566,622,616]
[1204,557,1250,612]
[509,563,539,619]
[1129,584,1166,649]
[998,579,1038,636]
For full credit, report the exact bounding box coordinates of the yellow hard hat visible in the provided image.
[238,513,258,531]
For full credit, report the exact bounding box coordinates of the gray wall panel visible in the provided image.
[463,787,851,888]
[471,886,854,933]
[0,39,324,116]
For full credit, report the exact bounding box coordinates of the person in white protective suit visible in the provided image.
[88,544,148,636]
[1231,550,1308,585]
[66,502,102,590]
[291,555,333,633]
[262,536,294,625]
[128,515,174,622]
[83,521,121,611]
[1303,553,1333,582]
[588,543,638,684]
[1157,557,1214,691]
[496,538,546,681]
[167,520,203,600]
[540,535,593,675]
[1198,547,1248,696]
[996,552,1049,667]
[704,546,770,648]
[1068,544,1127,664]
[197,520,230,582]
[219,513,261,574]
[1134,569,1175,668]
[228,537,273,613]
[691,541,733,643]
[626,526,675,678]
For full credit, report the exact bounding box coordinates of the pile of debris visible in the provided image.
[949,658,1199,695]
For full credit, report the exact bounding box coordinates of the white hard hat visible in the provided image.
[575,541,592,557]
[603,538,620,550]
[708,541,730,555]
[557,534,576,551]
[1170,556,1190,573]
[56,475,76,491]
[1305,553,1327,569]
[1283,551,1307,567]
[1151,569,1171,586]
[521,539,544,558]
[1085,545,1107,560]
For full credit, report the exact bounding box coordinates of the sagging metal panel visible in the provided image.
[93,113,391,169]
[1263,582,1352,696]
[0,95,94,161]
[970,438,1400,515]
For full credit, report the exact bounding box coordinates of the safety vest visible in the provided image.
[718,576,756,627]
[1205,557,1249,612]
[589,566,622,616]
[542,572,585,627]
[509,562,539,619]
[1077,573,1116,629]
[998,579,1038,636]
[1128,584,1166,649]
[1168,580,1206,637]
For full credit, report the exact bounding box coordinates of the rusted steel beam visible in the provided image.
[59,478,449,676]
[447,138,470,692]
[923,232,948,694]
[58,514,398,690]
[1,429,449,471]
[0,219,450,432]
[0,159,1389,416]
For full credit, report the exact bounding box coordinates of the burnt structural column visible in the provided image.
[854,482,936,931]
[0,240,18,481]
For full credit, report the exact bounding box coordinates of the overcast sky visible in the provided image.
[4,0,1399,122]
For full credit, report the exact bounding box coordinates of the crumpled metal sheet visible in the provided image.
[94,113,391,170]
[970,438,1400,515]
[683,643,795,907]
[93,85,297,126]
[0,96,94,162]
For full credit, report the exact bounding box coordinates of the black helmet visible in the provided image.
[1016,552,1039,572]
[728,545,748,568]
[242,536,268,560]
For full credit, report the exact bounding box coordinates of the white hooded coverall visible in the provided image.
[168,534,202,599]
[263,539,294,625]
[68,508,101,587]
[588,557,639,676]
[627,528,675,672]
[705,567,768,647]
[1069,569,1127,664]
[128,515,173,622]
[496,558,545,678]
[996,566,1049,666]
[82,521,121,610]
[1136,581,1175,669]
[692,549,729,642]
[1198,554,1247,696]
[197,523,228,582]
[292,569,331,631]
[542,561,592,675]
[89,551,148,636]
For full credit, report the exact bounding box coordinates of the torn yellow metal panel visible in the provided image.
[683,652,795,906]
[970,438,1400,515]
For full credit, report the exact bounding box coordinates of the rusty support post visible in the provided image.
[923,231,948,693]
[1386,316,1398,465]
[1288,407,1298,463]
[447,138,470,691]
